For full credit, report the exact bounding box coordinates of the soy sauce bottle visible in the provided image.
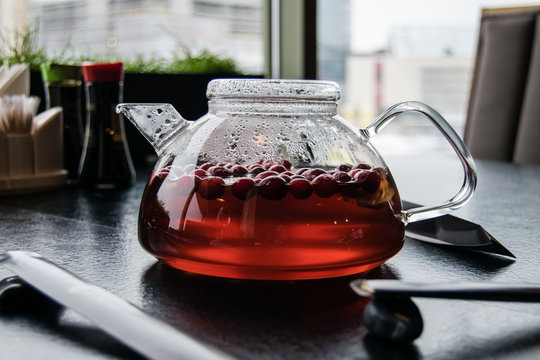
[78,62,135,188]
[40,63,84,182]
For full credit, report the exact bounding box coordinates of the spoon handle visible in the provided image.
[0,251,235,360]
[350,279,540,302]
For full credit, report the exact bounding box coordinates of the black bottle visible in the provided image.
[79,62,135,188]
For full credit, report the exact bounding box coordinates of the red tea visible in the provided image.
[139,161,405,280]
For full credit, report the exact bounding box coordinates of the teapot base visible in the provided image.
[155,248,402,280]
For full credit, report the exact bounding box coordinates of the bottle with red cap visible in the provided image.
[78,62,135,188]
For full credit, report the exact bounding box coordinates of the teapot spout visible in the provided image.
[116,103,189,154]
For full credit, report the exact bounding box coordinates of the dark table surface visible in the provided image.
[1,153,540,360]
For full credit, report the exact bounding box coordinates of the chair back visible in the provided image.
[465,6,540,164]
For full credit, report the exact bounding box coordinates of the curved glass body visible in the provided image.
[137,80,405,280]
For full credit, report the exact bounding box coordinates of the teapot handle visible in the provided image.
[363,101,477,224]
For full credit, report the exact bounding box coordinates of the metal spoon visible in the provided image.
[350,279,540,343]
[0,251,236,360]
[350,279,540,302]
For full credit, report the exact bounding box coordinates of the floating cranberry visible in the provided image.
[200,162,215,171]
[191,169,208,178]
[262,160,275,169]
[360,170,381,193]
[337,164,352,172]
[288,178,312,199]
[279,174,292,183]
[208,165,232,177]
[248,164,265,174]
[255,170,279,181]
[352,169,370,183]
[268,164,287,173]
[176,175,201,194]
[198,177,225,199]
[352,163,372,170]
[155,168,170,180]
[231,165,248,176]
[296,168,310,176]
[304,168,326,181]
[232,178,256,200]
[258,176,288,200]
[312,174,338,197]
[280,159,292,169]
[333,171,351,183]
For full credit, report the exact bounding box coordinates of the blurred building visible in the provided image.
[344,25,476,132]
[317,0,350,96]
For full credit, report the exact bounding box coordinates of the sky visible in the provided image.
[350,0,540,53]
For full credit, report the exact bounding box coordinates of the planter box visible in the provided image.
[30,71,262,168]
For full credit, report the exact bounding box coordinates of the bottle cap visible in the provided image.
[81,62,124,83]
[40,63,82,83]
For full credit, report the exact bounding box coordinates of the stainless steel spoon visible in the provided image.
[350,279,540,301]
[0,251,235,360]
[350,279,540,343]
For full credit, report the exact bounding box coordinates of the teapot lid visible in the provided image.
[207,79,341,101]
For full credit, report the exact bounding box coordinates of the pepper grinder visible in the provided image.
[78,62,135,188]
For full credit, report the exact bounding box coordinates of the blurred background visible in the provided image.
[1,0,538,156]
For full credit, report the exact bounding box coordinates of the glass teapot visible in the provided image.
[117,79,476,280]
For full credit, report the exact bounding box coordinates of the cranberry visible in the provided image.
[279,174,292,183]
[288,178,312,199]
[337,163,353,172]
[312,174,338,198]
[333,171,351,183]
[280,159,292,169]
[262,160,275,169]
[232,178,256,200]
[304,168,326,181]
[231,165,248,176]
[296,168,310,176]
[282,171,294,177]
[155,168,170,180]
[267,164,285,173]
[352,169,370,183]
[208,165,232,177]
[191,169,208,178]
[177,175,201,194]
[248,164,265,174]
[361,170,381,193]
[255,170,279,181]
[258,176,288,200]
[349,168,368,179]
[198,177,225,199]
[200,162,215,171]
[353,163,372,170]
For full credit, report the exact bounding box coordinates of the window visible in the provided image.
[1,0,265,75]
[317,0,540,155]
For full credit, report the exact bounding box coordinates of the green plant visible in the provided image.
[1,26,242,75]
[0,26,51,70]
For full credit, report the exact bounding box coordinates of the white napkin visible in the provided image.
[0,64,30,97]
